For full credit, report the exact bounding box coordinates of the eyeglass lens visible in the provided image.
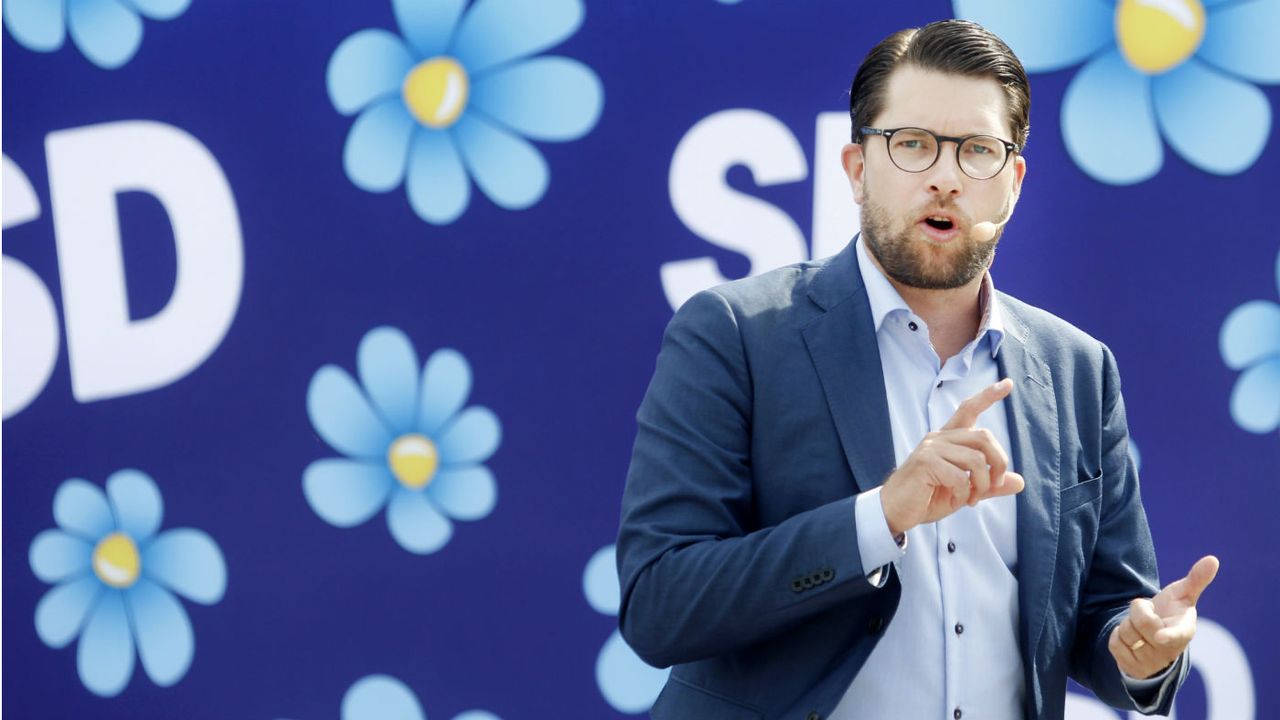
[886,129,1008,179]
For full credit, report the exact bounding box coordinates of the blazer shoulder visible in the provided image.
[998,291,1113,372]
[696,255,834,319]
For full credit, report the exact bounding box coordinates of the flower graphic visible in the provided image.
[280,674,499,720]
[3,0,191,69]
[956,0,1280,184]
[583,545,670,714]
[28,470,227,697]
[1220,247,1280,435]
[304,326,500,554]
[325,0,604,224]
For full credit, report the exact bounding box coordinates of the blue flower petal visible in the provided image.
[954,0,1112,72]
[127,578,192,686]
[454,113,549,209]
[1153,59,1270,176]
[471,57,602,141]
[77,589,134,697]
[1220,300,1280,369]
[393,0,466,58]
[596,629,670,714]
[4,0,67,51]
[303,458,396,527]
[106,469,163,543]
[406,128,471,225]
[67,0,142,70]
[417,348,472,436]
[452,0,584,74]
[583,544,619,615]
[1230,358,1280,433]
[1062,50,1163,185]
[31,530,92,584]
[358,326,420,433]
[35,576,102,648]
[328,29,415,116]
[308,364,396,459]
[142,529,226,605]
[387,487,453,554]
[1199,0,1280,83]
[126,0,190,21]
[344,97,417,193]
[54,479,115,541]
[342,674,425,720]
[438,406,501,465]
[427,466,496,520]
[454,712,501,720]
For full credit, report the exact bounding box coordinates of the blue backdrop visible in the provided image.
[4,1,1277,718]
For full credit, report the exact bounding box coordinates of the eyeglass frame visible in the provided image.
[857,126,1022,180]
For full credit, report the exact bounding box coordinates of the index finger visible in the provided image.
[942,379,1014,431]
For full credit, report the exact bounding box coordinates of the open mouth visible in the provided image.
[923,216,955,231]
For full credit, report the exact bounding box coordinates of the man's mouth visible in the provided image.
[923,216,954,231]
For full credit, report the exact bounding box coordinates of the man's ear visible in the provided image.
[842,142,866,205]
[1011,154,1027,198]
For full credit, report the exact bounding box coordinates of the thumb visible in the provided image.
[1180,555,1220,606]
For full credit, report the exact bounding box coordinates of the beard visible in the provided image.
[860,189,1008,290]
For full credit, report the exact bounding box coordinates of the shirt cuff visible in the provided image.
[1121,649,1185,711]
[854,487,908,587]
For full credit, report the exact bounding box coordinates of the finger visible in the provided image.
[1108,625,1141,672]
[942,379,1013,431]
[1183,556,1220,605]
[1152,609,1196,648]
[936,445,989,504]
[930,455,971,507]
[941,428,1009,488]
[1116,615,1145,650]
[1128,598,1166,644]
[987,472,1025,497]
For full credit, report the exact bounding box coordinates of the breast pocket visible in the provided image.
[1060,470,1103,513]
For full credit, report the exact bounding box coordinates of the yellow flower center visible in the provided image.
[92,532,141,589]
[401,57,470,128]
[1115,0,1206,75]
[388,434,440,490]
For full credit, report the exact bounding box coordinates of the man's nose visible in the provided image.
[926,145,964,196]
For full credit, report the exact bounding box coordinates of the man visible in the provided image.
[616,19,1217,720]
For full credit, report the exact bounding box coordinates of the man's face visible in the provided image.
[842,65,1027,289]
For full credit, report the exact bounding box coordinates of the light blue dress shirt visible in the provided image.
[830,238,1168,719]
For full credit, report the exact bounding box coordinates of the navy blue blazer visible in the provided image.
[617,241,1186,719]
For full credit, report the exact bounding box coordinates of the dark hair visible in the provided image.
[849,19,1030,148]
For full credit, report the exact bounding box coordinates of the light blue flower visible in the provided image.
[956,0,1280,184]
[279,674,499,720]
[1220,248,1280,435]
[3,0,190,69]
[28,469,227,697]
[304,326,500,555]
[325,0,604,225]
[583,545,670,714]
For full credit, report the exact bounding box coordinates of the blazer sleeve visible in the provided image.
[1067,343,1188,714]
[616,289,888,669]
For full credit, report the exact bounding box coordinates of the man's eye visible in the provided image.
[898,140,922,149]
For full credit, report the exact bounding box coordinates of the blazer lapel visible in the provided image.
[801,242,897,492]
[996,302,1061,704]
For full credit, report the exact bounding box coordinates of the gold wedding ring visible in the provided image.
[1129,639,1146,652]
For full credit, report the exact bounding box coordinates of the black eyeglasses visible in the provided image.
[859,127,1020,180]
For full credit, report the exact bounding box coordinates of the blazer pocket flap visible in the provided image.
[651,677,764,719]
[1060,471,1103,513]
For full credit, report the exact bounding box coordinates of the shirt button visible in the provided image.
[954,709,963,719]
[936,381,943,388]
[955,622,964,635]
[947,541,956,553]
[908,321,918,331]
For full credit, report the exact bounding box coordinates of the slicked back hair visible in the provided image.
[849,19,1030,148]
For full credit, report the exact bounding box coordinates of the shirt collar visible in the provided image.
[854,235,1006,358]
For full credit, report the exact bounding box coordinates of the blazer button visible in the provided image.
[791,579,804,592]
[867,616,884,634]
[821,568,835,581]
